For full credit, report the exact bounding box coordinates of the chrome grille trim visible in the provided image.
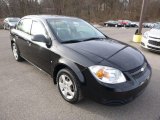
[150,36,160,39]
[149,40,160,46]
[130,62,147,76]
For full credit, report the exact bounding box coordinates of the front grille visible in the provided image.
[148,45,160,51]
[149,40,160,46]
[129,62,147,79]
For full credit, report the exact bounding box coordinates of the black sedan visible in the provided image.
[104,20,118,27]
[10,15,152,105]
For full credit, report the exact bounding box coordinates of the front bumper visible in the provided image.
[82,64,152,105]
[141,37,160,52]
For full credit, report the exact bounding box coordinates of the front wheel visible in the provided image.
[57,69,83,103]
[11,43,23,62]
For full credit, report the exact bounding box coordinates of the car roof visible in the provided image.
[5,17,20,20]
[22,15,79,20]
[6,17,20,19]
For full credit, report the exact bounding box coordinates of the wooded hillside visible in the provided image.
[0,0,160,22]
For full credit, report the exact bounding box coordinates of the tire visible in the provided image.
[57,68,83,103]
[11,42,23,62]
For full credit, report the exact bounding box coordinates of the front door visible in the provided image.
[28,20,52,74]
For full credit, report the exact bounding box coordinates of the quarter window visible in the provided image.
[17,19,32,34]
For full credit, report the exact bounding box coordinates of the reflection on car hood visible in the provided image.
[148,29,160,38]
[65,39,125,60]
[106,47,144,71]
[64,39,144,71]
[8,22,17,26]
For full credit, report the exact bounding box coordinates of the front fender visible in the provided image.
[53,57,85,84]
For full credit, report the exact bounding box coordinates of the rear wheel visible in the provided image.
[57,68,83,103]
[11,43,23,61]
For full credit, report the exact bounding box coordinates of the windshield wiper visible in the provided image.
[82,37,105,42]
[61,37,105,43]
[61,40,82,44]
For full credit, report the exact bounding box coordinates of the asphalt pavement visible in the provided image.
[0,28,160,120]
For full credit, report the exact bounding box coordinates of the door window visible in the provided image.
[31,21,47,36]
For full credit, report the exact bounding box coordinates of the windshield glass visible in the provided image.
[47,18,105,42]
[9,18,20,22]
[109,21,117,23]
[153,24,160,29]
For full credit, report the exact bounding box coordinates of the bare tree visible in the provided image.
[0,0,160,22]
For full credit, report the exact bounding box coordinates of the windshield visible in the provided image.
[153,24,160,29]
[109,21,117,23]
[47,18,106,43]
[9,18,20,22]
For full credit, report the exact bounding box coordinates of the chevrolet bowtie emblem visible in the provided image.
[141,67,145,72]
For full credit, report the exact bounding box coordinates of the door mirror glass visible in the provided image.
[32,35,52,48]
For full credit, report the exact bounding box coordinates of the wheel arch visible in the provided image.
[52,58,85,85]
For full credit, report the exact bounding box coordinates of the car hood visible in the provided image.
[64,39,144,71]
[148,29,160,38]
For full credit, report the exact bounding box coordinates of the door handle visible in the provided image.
[15,35,19,39]
[27,41,32,46]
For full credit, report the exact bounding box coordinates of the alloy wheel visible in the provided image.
[58,74,76,100]
[12,43,18,60]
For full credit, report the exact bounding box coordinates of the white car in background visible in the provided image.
[3,17,20,30]
[141,23,160,51]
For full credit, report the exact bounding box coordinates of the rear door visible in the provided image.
[15,19,32,60]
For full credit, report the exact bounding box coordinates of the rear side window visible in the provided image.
[17,19,32,34]
[31,21,47,36]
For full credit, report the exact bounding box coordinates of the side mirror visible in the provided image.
[32,34,52,48]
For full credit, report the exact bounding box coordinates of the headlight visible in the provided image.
[89,65,126,84]
[143,32,148,39]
